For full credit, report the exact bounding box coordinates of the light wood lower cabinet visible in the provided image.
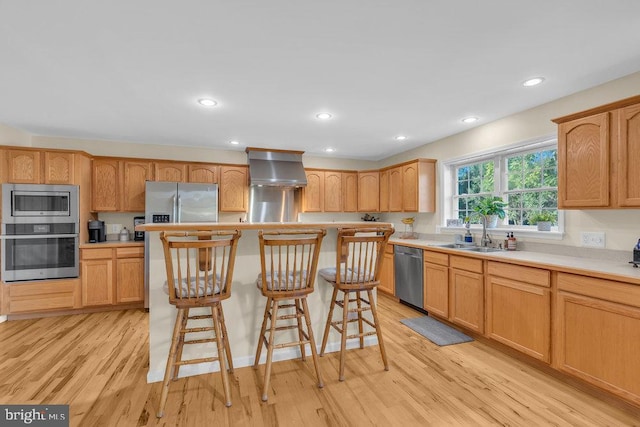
[81,246,144,307]
[1,279,81,314]
[378,244,395,295]
[555,272,640,406]
[449,255,484,333]
[423,250,449,318]
[486,262,551,362]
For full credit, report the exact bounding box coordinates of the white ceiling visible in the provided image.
[1,1,640,161]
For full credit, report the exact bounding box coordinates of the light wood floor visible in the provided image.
[1,294,639,426]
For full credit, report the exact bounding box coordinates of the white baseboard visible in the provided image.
[0,315,7,324]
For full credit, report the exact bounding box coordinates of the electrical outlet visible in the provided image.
[109,223,122,234]
[581,231,605,248]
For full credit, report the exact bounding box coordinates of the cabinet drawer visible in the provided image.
[557,273,640,308]
[81,248,113,260]
[8,279,79,313]
[450,255,483,273]
[9,279,77,297]
[116,246,144,258]
[423,250,448,266]
[488,262,550,287]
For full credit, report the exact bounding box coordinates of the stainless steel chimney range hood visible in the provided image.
[246,147,307,187]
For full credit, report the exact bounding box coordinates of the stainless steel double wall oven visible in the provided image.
[1,183,80,282]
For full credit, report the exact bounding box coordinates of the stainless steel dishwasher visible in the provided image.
[394,245,424,309]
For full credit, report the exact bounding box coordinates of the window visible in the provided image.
[446,138,560,233]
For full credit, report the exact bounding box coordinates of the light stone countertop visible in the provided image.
[390,237,640,286]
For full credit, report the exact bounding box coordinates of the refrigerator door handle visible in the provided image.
[172,194,177,223]
[177,194,182,223]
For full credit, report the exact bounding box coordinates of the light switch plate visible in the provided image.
[581,231,605,248]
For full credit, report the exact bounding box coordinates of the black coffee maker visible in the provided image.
[88,220,106,243]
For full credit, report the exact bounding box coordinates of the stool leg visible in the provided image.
[217,304,234,374]
[368,289,389,371]
[157,308,185,418]
[254,296,272,368]
[339,290,349,381]
[356,291,364,349]
[295,298,307,361]
[212,303,232,407]
[173,307,189,380]
[262,300,280,401]
[320,286,339,356]
[301,298,324,389]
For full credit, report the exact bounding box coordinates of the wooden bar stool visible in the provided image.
[157,230,241,417]
[319,226,394,381]
[254,229,326,401]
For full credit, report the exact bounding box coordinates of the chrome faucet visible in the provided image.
[480,216,492,247]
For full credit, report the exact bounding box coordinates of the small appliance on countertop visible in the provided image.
[119,227,130,241]
[88,220,106,243]
[133,216,145,241]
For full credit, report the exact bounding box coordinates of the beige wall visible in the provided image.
[383,71,640,251]
[0,123,30,146]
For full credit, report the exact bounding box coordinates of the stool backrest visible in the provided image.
[258,229,326,296]
[334,227,394,288]
[160,230,241,306]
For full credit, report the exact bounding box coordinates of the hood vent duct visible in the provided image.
[246,148,307,187]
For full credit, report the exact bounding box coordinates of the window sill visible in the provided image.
[438,226,564,241]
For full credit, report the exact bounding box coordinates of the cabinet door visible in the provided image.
[358,171,379,212]
[389,167,403,212]
[7,279,80,313]
[424,261,449,318]
[449,267,484,333]
[302,170,324,212]
[116,257,144,303]
[402,162,418,212]
[487,275,550,362]
[188,163,219,184]
[219,165,248,212]
[155,162,187,182]
[378,169,389,212]
[617,103,640,206]
[82,259,114,306]
[6,149,41,183]
[556,290,640,405]
[378,246,395,295]
[324,171,342,212]
[44,151,74,184]
[342,172,358,212]
[558,113,610,207]
[123,161,153,212]
[92,158,120,211]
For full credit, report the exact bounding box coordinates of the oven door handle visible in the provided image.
[0,234,79,239]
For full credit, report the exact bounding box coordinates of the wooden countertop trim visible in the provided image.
[79,241,145,249]
[136,221,394,232]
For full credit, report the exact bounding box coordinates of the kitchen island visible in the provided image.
[137,221,394,383]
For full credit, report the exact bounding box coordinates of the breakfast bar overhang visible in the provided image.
[136,221,394,383]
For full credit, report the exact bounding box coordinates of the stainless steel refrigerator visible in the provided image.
[144,181,219,308]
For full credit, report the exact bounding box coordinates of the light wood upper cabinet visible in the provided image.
[122,160,152,212]
[219,165,248,212]
[324,170,342,212]
[378,169,389,212]
[44,151,74,184]
[188,163,219,184]
[403,159,436,212]
[357,171,379,212]
[486,262,551,363]
[92,158,120,211]
[342,172,358,212]
[302,170,324,212]
[616,103,640,207]
[6,149,41,183]
[154,161,187,183]
[388,166,403,212]
[557,113,610,208]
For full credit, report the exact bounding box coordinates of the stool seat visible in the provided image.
[319,226,394,381]
[156,230,241,418]
[254,229,326,402]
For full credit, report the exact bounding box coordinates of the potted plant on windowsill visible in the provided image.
[473,196,506,229]
[529,211,556,231]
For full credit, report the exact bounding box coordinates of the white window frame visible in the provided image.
[441,135,564,240]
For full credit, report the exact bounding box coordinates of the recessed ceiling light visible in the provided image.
[198,98,217,107]
[395,135,407,141]
[461,116,479,124]
[229,140,240,145]
[522,77,545,87]
[324,147,335,153]
[315,112,332,120]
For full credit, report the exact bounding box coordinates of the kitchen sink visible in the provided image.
[431,243,503,252]
[464,247,503,253]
